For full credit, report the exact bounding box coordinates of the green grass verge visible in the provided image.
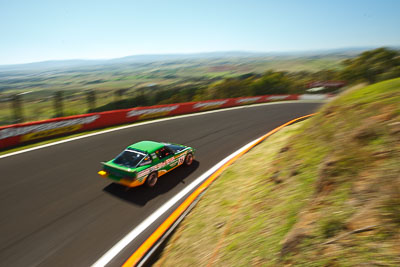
[154,78,400,266]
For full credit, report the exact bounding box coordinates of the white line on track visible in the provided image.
[91,133,263,267]
[0,100,323,160]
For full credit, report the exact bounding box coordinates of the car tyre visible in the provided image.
[185,153,193,166]
[146,172,158,187]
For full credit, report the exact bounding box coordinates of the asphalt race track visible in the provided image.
[0,102,321,267]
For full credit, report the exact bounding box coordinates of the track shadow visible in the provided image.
[103,160,199,206]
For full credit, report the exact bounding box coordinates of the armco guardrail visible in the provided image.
[0,94,328,150]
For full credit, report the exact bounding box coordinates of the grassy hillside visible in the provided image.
[154,78,400,266]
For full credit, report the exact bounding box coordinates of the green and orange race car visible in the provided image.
[98,141,195,187]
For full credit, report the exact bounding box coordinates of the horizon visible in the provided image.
[1,0,399,65]
[0,46,395,68]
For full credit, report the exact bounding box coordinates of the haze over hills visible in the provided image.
[0,47,384,72]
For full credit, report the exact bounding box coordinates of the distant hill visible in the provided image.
[0,47,380,72]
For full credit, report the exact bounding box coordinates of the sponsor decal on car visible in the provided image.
[137,152,188,181]
[137,161,166,180]
[126,106,179,120]
[137,169,150,181]
[0,115,99,140]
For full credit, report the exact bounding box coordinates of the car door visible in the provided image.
[166,144,188,166]
[154,146,176,174]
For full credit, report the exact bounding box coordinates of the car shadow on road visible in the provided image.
[103,161,200,206]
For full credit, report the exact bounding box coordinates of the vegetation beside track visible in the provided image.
[154,78,400,266]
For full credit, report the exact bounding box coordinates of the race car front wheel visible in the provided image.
[185,153,193,166]
[146,172,158,187]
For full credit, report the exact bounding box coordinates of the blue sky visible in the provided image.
[0,0,399,65]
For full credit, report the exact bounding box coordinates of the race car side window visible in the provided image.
[166,144,184,153]
[155,146,173,159]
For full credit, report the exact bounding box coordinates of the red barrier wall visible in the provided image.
[0,94,300,150]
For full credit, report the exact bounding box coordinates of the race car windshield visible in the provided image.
[113,149,145,168]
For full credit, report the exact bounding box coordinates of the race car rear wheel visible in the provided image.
[146,172,158,187]
[185,153,193,166]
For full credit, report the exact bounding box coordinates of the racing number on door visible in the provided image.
[178,156,185,165]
